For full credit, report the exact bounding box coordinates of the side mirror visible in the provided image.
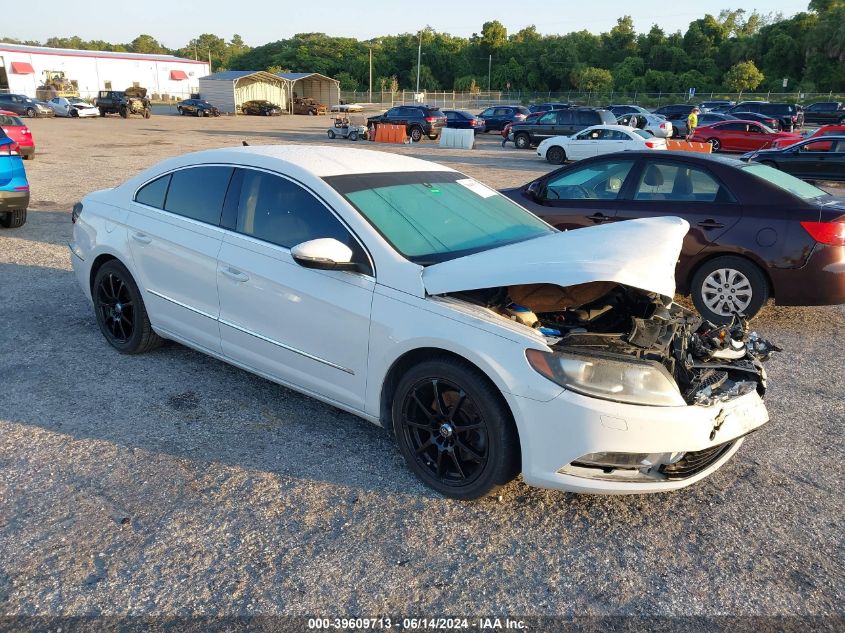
[291,238,360,272]
[525,180,543,202]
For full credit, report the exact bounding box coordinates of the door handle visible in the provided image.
[588,213,611,224]
[697,219,725,230]
[131,232,152,244]
[221,267,249,282]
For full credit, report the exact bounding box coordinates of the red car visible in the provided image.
[0,110,34,160]
[773,124,845,149]
[690,120,801,153]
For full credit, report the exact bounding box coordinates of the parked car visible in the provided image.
[501,111,543,141]
[740,135,845,182]
[729,111,782,131]
[0,94,52,118]
[0,111,34,160]
[502,151,845,322]
[0,131,29,228]
[537,125,667,164]
[773,123,845,149]
[699,100,735,112]
[615,112,673,138]
[802,101,845,125]
[607,105,650,116]
[510,108,617,149]
[95,89,152,119]
[652,104,696,137]
[696,112,738,127]
[690,120,802,152]
[69,145,778,497]
[528,103,572,114]
[366,105,446,142]
[46,97,97,118]
[442,109,485,134]
[177,99,220,117]
[241,100,283,116]
[476,105,530,131]
[727,102,803,131]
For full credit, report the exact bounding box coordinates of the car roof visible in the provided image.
[159,145,458,178]
[595,150,746,167]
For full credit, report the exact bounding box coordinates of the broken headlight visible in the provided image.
[526,349,686,407]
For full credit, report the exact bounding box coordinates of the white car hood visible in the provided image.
[422,216,689,300]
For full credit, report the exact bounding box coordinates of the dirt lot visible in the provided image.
[1,113,843,623]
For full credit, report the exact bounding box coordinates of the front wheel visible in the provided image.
[0,209,26,228]
[70,108,79,118]
[99,108,107,117]
[26,107,36,118]
[546,146,566,165]
[327,129,336,139]
[392,358,519,500]
[409,126,423,142]
[197,108,204,117]
[119,107,128,119]
[349,130,358,141]
[93,260,163,354]
[514,133,531,150]
[708,138,721,152]
[691,256,769,323]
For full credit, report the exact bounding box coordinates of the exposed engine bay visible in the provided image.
[447,282,781,407]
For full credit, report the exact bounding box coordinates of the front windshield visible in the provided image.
[325,171,554,264]
[742,163,828,200]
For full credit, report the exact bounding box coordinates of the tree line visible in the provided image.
[4,0,845,94]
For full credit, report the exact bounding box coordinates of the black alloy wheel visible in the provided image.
[26,107,36,118]
[392,358,519,499]
[708,138,721,152]
[546,146,566,164]
[409,126,423,142]
[93,261,162,353]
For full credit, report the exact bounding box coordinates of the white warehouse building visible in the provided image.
[0,42,209,100]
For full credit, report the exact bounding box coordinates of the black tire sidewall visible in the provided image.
[391,358,518,499]
[547,147,565,164]
[515,133,530,149]
[709,138,720,152]
[410,126,423,142]
[93,261,152,353]
[691,256,769,323]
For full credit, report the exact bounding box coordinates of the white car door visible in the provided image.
[216,168,374,410]
[565,128,602,160]
[127,165,234,354]
[595,129,637,156]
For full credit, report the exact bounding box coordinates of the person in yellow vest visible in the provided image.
[687,106,700,140]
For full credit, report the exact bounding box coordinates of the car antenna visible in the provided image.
[242,140,250,146]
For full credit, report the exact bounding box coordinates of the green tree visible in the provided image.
[724,60,764,96]
[570,66,613,91]
[130,34,166,54]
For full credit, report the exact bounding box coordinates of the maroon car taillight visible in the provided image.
[800,221,845,246]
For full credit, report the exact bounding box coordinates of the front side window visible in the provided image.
[538,112,556,124]
[326,171,553,264]
[164,166,234,224]
[634,162,729,203]
[545,160,635,201]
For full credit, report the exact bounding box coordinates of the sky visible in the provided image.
[4,0,812,49]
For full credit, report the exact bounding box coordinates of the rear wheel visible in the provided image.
[514,133,531,149]
[392,357,519,499]
[197,108,204,117]
[546,146,566,165]
[26,107,36,118]
[691,256,769,323]
[409,126,423,142]
[92,260,162,354]
[708,138,721,152]
[119,107,128,119]
[0,209,26,228]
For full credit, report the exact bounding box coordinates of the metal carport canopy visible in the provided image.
[277,72,340,112]
[198,70,290,114]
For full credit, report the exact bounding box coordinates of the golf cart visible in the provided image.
[327,115,368,141]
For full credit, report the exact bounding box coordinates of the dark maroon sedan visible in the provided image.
[502,151,845,322]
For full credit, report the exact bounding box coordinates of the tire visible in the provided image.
[327,129,336,139]
[691,256,769,323]
[349,130,358,141]
[178,107,184,115]
[70,108,79,118]
[708,138,721,152]
[23,154,33,161]
[119,107,128,119]
[25,107,36,118]
[92,260,163,354]
[546,146,566,165]
[514,133,531,150]
[672,127,680,138]
[99,108,107,117]
[143,108,151,119]
[0,209,26,228]
[838,116,845,125]
[409,126,423,142]
[391,357,520,500]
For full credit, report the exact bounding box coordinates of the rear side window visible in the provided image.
[558,110,574,125]
[164,166,234,225]
[0,114,23,126]
[135,174,172,209]
[576,111,598,125]
[633,162,732,203]
[599,110,617,125]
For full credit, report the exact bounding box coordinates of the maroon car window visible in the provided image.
[634,163,725,203]
[545,160,635,201]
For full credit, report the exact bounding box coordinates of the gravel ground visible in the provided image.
[0,113,843,623]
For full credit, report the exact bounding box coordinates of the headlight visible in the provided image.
[526,349,685,407]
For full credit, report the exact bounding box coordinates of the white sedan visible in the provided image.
[537,125,667,164]
[616,112,673,138]
[48,96,99,118]
[69,146,775,499]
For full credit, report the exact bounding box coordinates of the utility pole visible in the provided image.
[488,54,492,91]
[369,47,372,103]
[208,49,212,72]
[416,31,422,93]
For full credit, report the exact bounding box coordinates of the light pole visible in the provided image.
[415,31,422,93]
[488,54,491,91]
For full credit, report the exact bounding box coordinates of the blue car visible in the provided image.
[442,109,486,134]
[0,132,29,228]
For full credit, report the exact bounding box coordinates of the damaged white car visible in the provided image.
[69,146,778,499]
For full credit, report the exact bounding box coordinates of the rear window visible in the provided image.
[0,114,23,126]
[598,110,617,125]
[516,106,530,115]
[742,163,828,201]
